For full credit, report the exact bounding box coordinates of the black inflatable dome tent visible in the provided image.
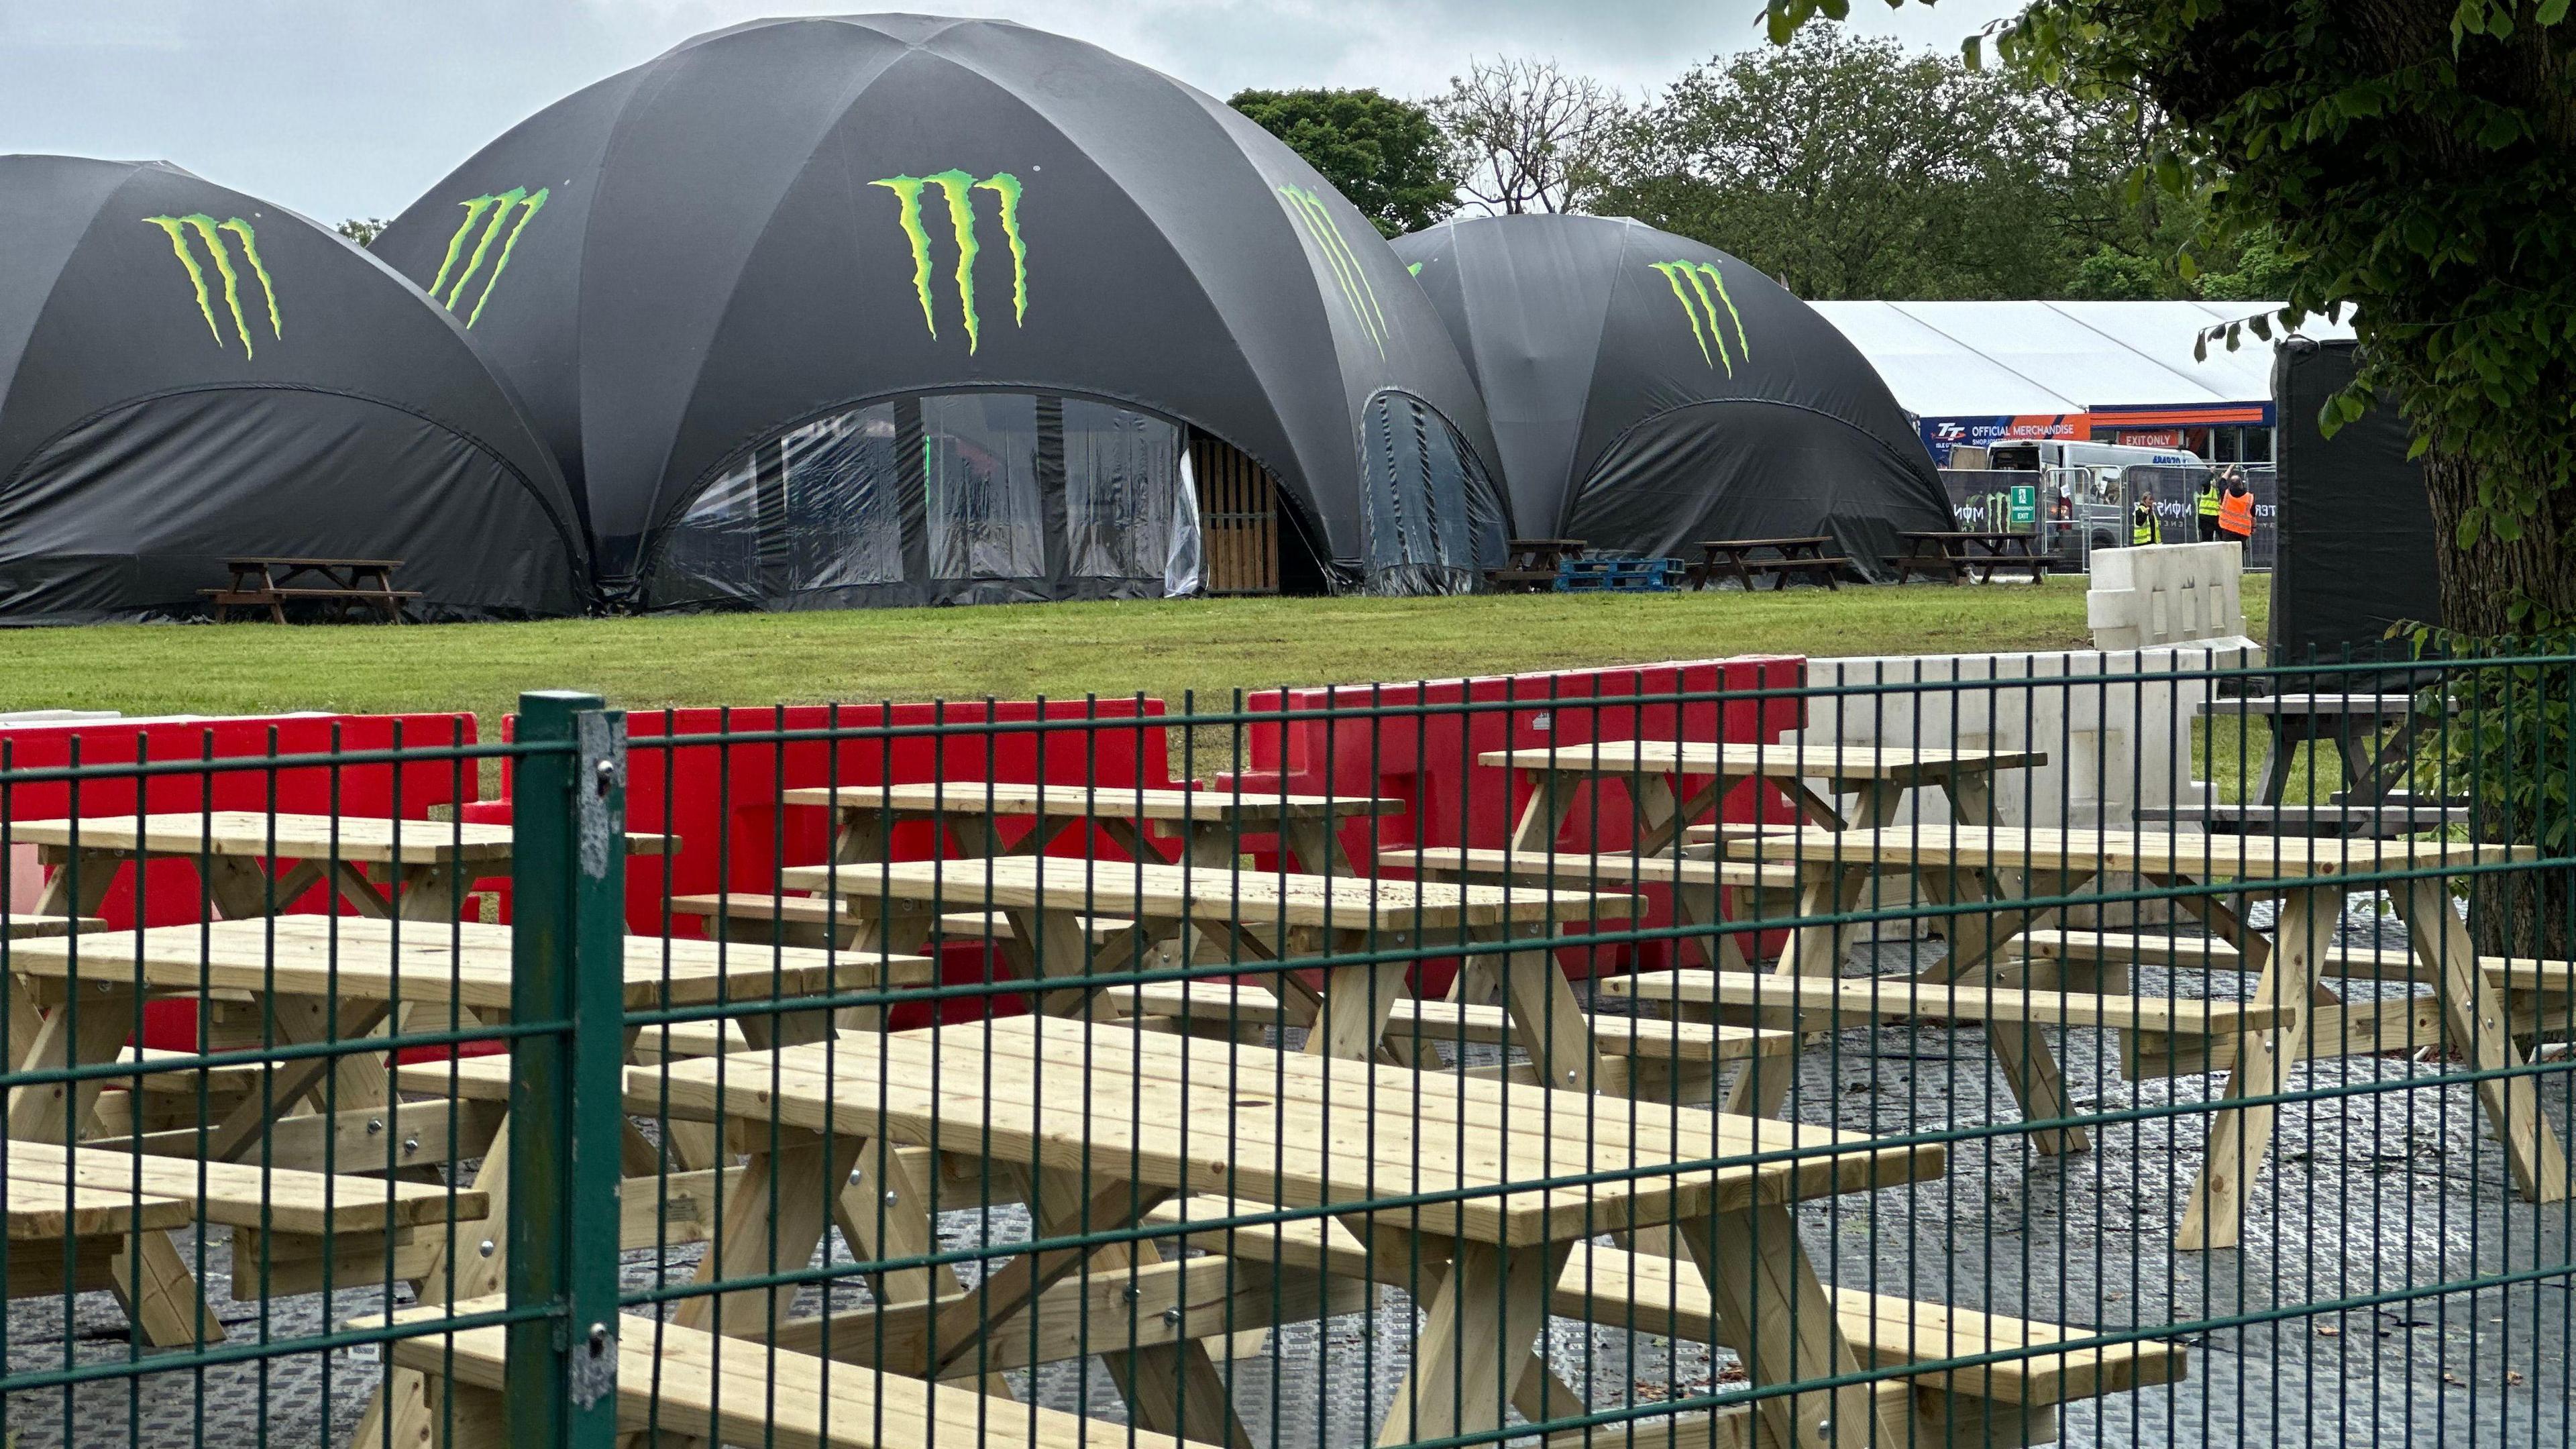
[1391,214,1950,576]
[0,156,590,623]
[372,13,1507,609]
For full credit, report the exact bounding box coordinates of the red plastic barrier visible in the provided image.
[478,701,1179,1029]
[1218,658,1807,985]
[0,712,479,1053]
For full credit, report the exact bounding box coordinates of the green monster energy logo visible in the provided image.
[1277,184,1387,358]
[427,187,550,327]
[1650,258,1750,376]
[870,170,1027,354]
[144,215,280,358]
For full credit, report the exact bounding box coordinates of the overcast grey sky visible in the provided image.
[0,1,2021,223]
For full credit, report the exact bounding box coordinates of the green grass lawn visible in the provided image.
[0,574,2266,726]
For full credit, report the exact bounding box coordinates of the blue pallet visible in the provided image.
[1554,555,1682,592]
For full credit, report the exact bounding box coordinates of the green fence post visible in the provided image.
[507,690,629,1449]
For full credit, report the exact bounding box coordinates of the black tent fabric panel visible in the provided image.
[0,155,589,621]
[643,54,1267,566]
[0,157,131,390]
[1391,214,1943,551]
[1566,400,1930,582]
[374,15,1506,602]
[364,70,640,517]
[0,390,584,622]
[2271,339,2440,660]
[1391,220,1615,534]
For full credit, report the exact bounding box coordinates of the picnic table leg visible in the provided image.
[1719,864,1869,1118]
[8,986,221,1346]
[2396,875,2570,1203]
[197,997,395,1163]
[1305,927,1411,1061]
[1507,767,1583,855]
[1680,1204,1908,1449]
[2253,717,2303,807]
[2334,712,2429,806]
[1277,816,1353,877]
[1926,865,2091,1157]
[1483,923,1599,1093]
[2176,883,2328,1250]
[832,1137,957,1308]
[1373,1236,1574,1449]
[828,806,910,865]
[8,984,143,1141]
[675,1130,866,1338]
[392,863,476,921]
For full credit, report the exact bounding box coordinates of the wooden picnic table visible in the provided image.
[1690,535,1843,592]
[1,914,927,1354]
[1485,740,2047,857]
[1893,531,2049,585]
[203,557,420,623]
[1721,824,2561,1249]
[1487,537,1586,592]
[784,781,1401,877]
[11,810,674,924]
[638,1016,1945,1449]
[2197,692,2443,808]
[777,853,1633,1089]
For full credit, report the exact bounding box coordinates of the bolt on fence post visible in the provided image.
[507,690,629,1449]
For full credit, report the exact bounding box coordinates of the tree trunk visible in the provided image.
[2416,453,2576,957]
[2422,451,2576,635]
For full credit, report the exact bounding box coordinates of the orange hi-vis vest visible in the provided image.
[2218,489,2255,537]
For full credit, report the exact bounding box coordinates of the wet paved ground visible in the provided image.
[8,902,2571,1447]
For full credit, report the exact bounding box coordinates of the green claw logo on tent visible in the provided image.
[1277,184,1387,358]
[144,215,280,358]
[1651,259,1750,376]
[871,170,1028,354]
[427,187,549,327]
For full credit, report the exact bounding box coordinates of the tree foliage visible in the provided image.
[335,218,386,248]
[1229,87,1459,236]
[1770,0,2576,633]
[1430,58,1625,215]
[1592,32,2076,297]
[1586,30,2268,301]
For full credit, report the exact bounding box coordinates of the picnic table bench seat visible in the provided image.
[3,1140,485,1338]
[669,891,1131,944]
[1379,845,1801,892]
[1110,979,1799,1065]
[1554,1244,2184,1447]
[378,1301,1228,1449]
[2014,928,2576,1080]
[5,914,106,938]
[1140,1199,2180,1448]
[1601,969,2293,1038]
[2016,927,2576,991]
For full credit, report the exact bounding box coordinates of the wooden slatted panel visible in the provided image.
[1190,435,1279,595]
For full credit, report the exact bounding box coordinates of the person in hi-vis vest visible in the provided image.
[2197,474,2224,541]
[2132,494,2161,546]
[2217,468,2255,547]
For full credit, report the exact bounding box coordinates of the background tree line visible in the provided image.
[1230,30,2290,301]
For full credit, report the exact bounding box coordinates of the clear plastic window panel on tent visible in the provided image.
[660,403,903,604]
[1063,398,1184,582]
[1359,389,1507,595]
[922,392,1046,582]
[657,392,1196,606]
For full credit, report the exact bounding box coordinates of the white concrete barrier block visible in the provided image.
[2086,541,2248,651]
